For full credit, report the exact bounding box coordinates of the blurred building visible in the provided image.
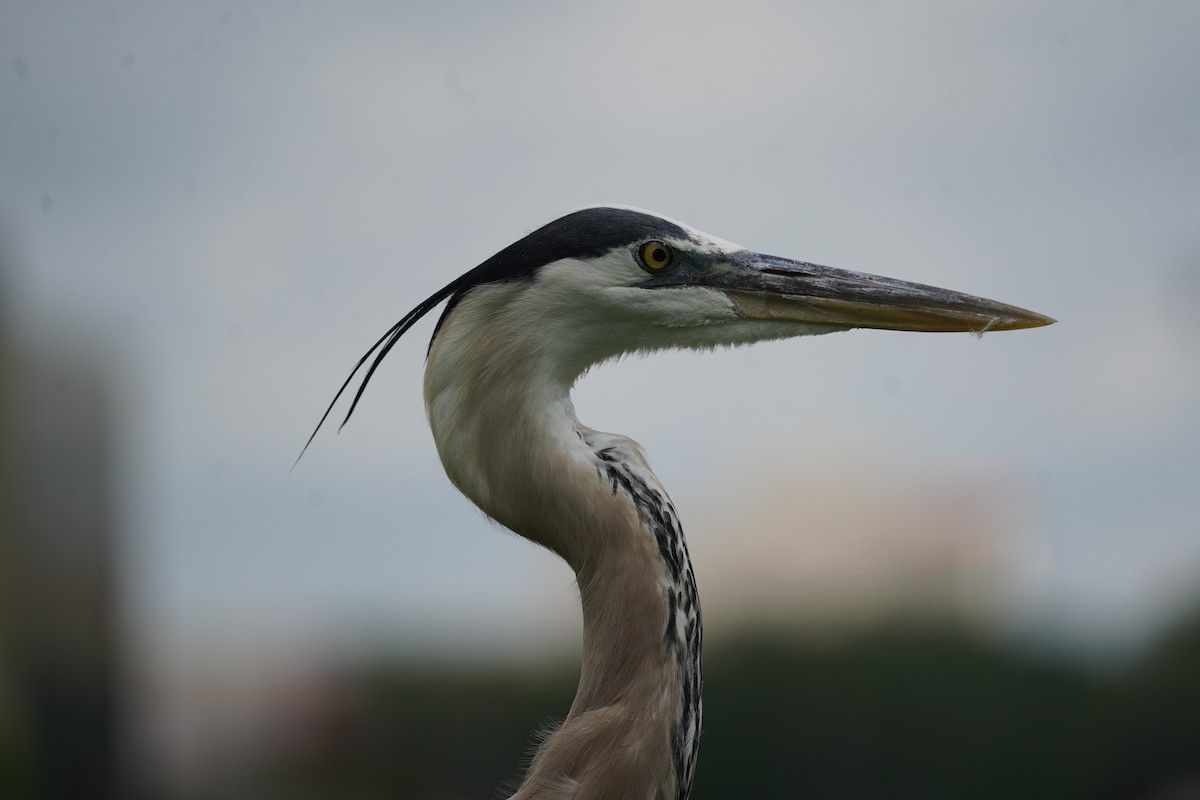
[688,447,1026,640]
[0,285,124,798]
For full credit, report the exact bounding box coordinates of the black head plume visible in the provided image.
[292,207,692,469]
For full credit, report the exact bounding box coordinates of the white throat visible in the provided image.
[424,280,594,556]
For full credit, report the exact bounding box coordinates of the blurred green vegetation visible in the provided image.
[3,605,1198,798]
[270,610,1200,800]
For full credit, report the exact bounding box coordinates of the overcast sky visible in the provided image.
[2,0,1198,665]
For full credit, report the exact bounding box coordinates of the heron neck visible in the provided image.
[425,315,702,798]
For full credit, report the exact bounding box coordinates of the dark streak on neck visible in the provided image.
[595,446,703,800]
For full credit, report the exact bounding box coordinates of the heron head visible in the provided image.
[426,206,1053,370]
[299,206,1053,458]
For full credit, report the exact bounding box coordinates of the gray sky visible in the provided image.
[2,0,1198,664]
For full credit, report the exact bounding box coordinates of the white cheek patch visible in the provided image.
[536,251,646,291]
[608,285,737,328]
[533,255,739,326]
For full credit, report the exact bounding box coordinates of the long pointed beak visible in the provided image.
[653,252,1055,333]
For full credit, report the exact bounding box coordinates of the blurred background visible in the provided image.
[2,1,1198,798]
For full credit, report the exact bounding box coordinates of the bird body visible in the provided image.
[302,207,1053,799]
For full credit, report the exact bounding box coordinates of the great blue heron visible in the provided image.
[301,207,1054,800]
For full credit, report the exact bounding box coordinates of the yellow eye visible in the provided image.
[638,241,674,272]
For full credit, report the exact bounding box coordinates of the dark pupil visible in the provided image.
[652,247,666,263]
